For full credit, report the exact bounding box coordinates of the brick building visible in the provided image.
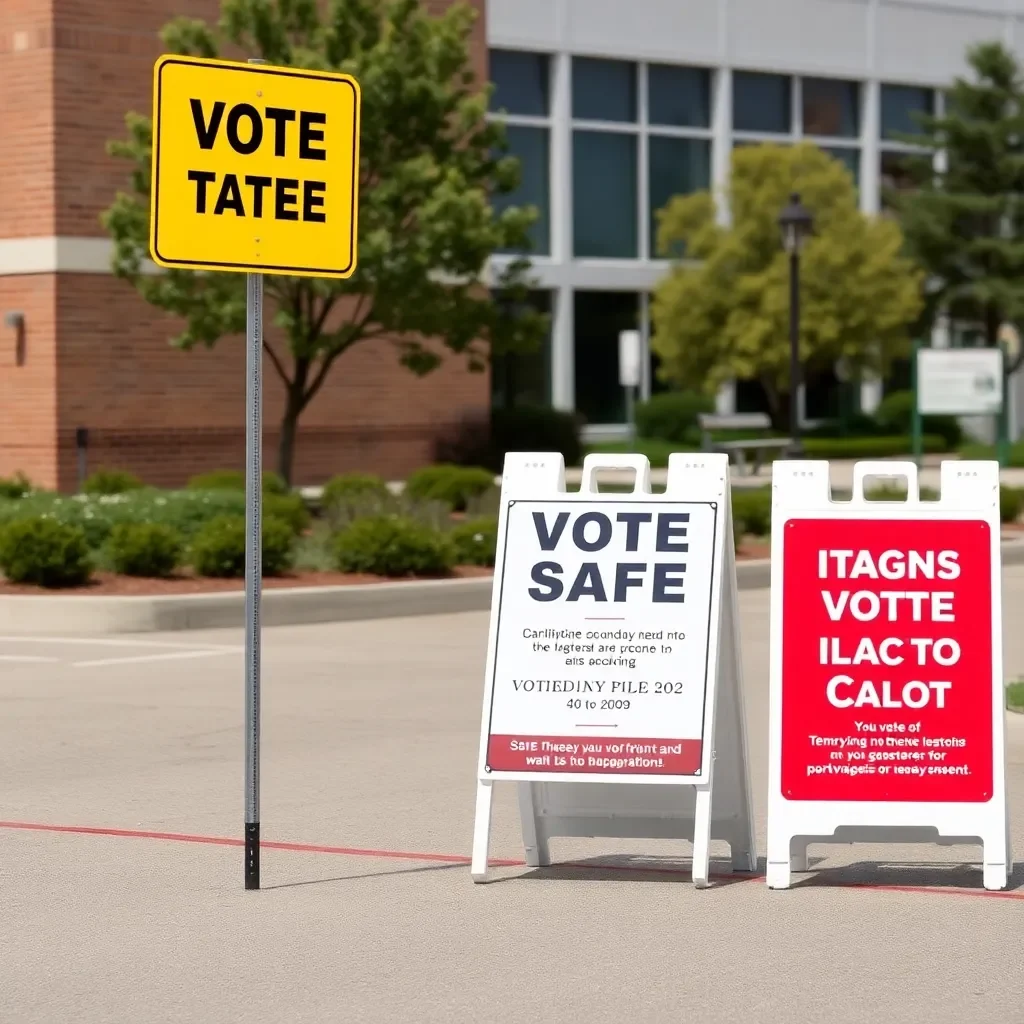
[0,0,489,490]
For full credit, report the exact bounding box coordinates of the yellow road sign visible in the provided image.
[150,54,360,278]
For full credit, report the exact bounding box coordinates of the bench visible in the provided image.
[697,412,793,475]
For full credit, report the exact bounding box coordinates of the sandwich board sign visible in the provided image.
[767,459,1012,890]
[471,452,756,887]
[150,54,360,277]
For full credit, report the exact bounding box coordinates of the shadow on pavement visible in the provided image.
[791,858,1024,894]
[261,860,467,890]
[480,853,763,888]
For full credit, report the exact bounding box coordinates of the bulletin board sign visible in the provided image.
[767,460,1011,891]
[470,452,756,888]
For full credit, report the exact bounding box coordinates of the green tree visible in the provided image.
[650,142,923,430]
[103,0,543,484]
[892,41,1024,352]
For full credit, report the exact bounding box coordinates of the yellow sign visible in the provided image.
[149,55,360,278]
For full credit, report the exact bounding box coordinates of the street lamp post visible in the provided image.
[778,192,814,458]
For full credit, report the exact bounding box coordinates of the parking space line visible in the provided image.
[72,649,239,669]
[0,655,60,663]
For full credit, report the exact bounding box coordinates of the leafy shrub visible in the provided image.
[874,389,962,450]
[107,523,183,578]
[0,472,32,499]
[802,435,945,459]
[263,492,311,536]
[322,473,391,508]
[404,464,496,512]
[1000,486,1023,524]
[190,515,295,578]
[332,516,453,577]
[186,469,289,496]
[450,517,498,567]
[0,490,249,549]
[635,392,715,444]
[82,468,144,495]
[731,488,772,538]
[435,406,584,472]
[0,517,91,587]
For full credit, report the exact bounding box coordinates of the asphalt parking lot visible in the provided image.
[2,576,1023,1024]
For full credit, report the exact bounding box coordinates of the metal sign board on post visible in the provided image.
[150,53,361,890]
[917,348,1003,416]
[470,452,756,888]
[150,54,360,278]
[766,459,1011,891]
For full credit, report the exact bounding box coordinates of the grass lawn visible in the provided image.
[1008,680,1024,713]
[960,440,1024,467]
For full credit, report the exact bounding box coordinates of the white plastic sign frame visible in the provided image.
[471,451,756,888]
[767,459,1011,890]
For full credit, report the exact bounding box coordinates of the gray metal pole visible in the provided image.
[625,385,636,450]
[244,269,263,890]
[244,54,267,893]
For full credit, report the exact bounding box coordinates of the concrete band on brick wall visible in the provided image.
[4,540,1024,635]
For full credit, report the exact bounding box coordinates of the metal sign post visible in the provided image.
[149,51,361,891]
[243,55,266,893]
[244,268,263,890]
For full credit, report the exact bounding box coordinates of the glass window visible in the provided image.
[821,146,860,186]
[648,64,711,128]
[572,57,637,123]
[648,136,711,256]
[494,125,550,255]
[574,291,640,424]
[572,131,638,257]
[491,291,552,408]
[489,50,549,116]
[733,71,791,134]
[880,150,916,209]
[802,78,859,137]
[880,84,934,140]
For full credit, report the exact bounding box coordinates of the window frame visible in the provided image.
[487,48,555,258]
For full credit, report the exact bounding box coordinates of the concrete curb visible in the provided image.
[3,539,1023,636]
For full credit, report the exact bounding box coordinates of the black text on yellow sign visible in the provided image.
[149,55,360,279]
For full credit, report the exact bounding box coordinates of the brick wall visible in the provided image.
[0,0,490,490]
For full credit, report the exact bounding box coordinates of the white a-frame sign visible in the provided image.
[470,452,755,887]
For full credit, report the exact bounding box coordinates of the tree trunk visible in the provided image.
[760,377,787,432]
[277,390,303,486]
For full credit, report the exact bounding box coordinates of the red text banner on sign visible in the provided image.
[487,735,702,774]
[781,518,992,803]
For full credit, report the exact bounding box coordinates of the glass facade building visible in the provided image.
[485,0,1017,433]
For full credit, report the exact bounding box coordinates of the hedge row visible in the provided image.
[731,483,1024,541]
[0,508,501,589]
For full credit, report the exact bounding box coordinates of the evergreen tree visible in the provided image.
[894,41,1024,349]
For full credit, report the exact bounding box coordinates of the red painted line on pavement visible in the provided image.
[1,820,1020,897]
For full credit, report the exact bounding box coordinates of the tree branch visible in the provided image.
[262,339,289,384]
